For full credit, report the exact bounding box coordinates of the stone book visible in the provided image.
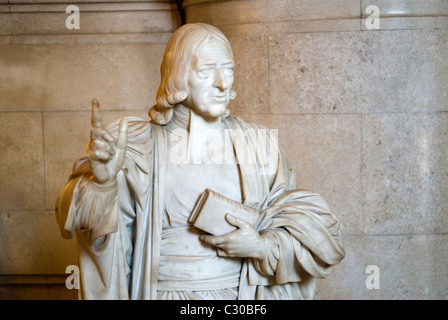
[188,188,259,236]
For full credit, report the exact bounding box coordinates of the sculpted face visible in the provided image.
[183,37,234,118]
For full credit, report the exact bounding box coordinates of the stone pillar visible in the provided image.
[183,0,448,299]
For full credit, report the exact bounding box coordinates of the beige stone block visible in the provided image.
[361,113,448,234]
[185,0,361,25]
[268,29,447,115]
[5,0,119,2]
[219,19,362,37]
[8,32,174,46]
[44,109,149,210]
[268,33,316,114]
[0,282,78,300]
[8,1,175,10]
[0,112,45,211]
[240,113,316,192]
[315,115,362,235]
[228,35,269,114]
[434,30,448,111]
[1,1,180,44]
[0,47,47,111]
[315,234,448,299]
[44,111,91,211]
[0,43,166,111]
[358,30,441,113]
[362,0,448,18]
[313,30,445,113]
[0,13,12,35]
[8,0,171,4]
[9,10,179,36]
[0,210,78,274]
[362,16,448,31]
[312,31,367,114]
[0,35,11,45]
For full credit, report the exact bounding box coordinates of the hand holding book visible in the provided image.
[188,188,259,236]
[190,189,267,260]
[199,213,268,260]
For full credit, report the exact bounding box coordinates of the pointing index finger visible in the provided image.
[91,98,103,128]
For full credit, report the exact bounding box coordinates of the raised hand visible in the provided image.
[200,214,268,260]
[87,99,128,185]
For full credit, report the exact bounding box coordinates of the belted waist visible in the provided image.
[158,226,242,291]
[160,226,218,256]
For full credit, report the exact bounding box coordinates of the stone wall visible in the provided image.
[0,0,447,299]
[0,0,180,299]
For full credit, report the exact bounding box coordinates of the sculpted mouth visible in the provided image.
[212,96,227,103]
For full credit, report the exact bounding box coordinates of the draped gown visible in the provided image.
[55,106,345,300]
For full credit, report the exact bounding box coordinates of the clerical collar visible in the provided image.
[171,104,190,130]
[169,104,230,131]
[167,104,229,164]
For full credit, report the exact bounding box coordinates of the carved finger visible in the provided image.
[91,139,116,156]
[216,248,231,257]
[225,214,250,229]
[200,234,225,246]
[88,149,112,162]
[116,119,128,150]
[91,126,114,142]
[91,98,103,128]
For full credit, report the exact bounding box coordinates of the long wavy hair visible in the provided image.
[149,23,235,125]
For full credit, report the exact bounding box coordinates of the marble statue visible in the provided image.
[55,23,345,300]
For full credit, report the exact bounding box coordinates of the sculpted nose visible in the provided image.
[213,68,228,91]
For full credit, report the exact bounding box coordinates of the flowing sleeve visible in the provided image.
[55,117,154,242]
[54,117,154,299]
[243,178,345,300]
[55,142,128,245]
[252,190,345,281]
[55,169,119,243]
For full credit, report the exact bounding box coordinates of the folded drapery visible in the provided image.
[158,226,241,292]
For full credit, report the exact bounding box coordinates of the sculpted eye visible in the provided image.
[199,68,214,77]
[223,67,234,76]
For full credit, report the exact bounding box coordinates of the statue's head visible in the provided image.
[149,23,236,125]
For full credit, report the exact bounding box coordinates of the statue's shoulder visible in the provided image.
[224,114,272,133]
[105,116,154,137]
[103,116,161,152]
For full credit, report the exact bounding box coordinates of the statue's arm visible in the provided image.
[55,169,119,240]
[55,99,130,241]
[248,190,346,285]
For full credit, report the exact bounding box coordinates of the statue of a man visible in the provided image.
[55,23,345,300]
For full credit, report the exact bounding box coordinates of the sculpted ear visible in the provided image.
[230,89,236,100]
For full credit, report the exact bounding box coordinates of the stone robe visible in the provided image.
[55,113,345,300]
